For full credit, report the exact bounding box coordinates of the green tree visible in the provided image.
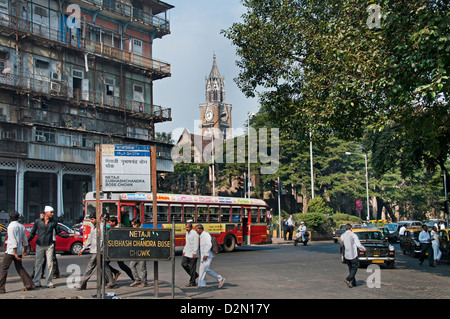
[307,197,333,214]
[154,132,174,144]
[223,0,449,178]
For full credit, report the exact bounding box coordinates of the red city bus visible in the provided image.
[83,191,269,252]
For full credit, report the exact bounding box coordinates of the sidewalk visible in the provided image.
[0,274,188,299]
[271,237,295,245]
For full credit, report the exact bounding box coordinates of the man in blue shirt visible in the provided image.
[418,224,435,267]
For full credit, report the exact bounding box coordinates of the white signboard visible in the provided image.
[101,144,151,191]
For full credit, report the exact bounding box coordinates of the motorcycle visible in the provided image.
[294,231,309,246]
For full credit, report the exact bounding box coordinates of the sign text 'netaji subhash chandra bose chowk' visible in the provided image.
[106,228,172,261]
[101,144,151,192]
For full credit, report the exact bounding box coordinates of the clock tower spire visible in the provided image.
[200,54,232,139]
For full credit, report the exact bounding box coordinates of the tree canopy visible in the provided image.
[223,0,449,177]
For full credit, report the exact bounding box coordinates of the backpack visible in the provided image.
[211,236,222,254]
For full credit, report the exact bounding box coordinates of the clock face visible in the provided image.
[205,110,213,121]
[221,111,228,122]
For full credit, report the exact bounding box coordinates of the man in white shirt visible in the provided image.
[418,224,435,267]
[340,224,366,288]
[195,224,225,289]
[0,211,35,293]
[76,212,116,290]
[399,224,407,237]
[286,215,295,240]
[296,221,307,242]
[181,222,199,287]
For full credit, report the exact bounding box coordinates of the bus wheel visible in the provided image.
[223,235,236,253]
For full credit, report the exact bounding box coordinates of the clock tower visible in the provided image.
[199,54,232,140]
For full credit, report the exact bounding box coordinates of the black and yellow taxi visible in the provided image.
[438,229,450,261]
[340,228,396,268]
[399,227,422,257]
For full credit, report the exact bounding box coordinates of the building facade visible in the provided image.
[0,0,174,225]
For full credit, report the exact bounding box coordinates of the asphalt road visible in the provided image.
[176,241,450,299]
[1,240,450,300]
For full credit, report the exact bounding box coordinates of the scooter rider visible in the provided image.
[296,221,307,242]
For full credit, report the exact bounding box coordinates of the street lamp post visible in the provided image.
[345,151,370,222]
[211,111,227,196]
[247,111,255,198]
[310,131,314,199]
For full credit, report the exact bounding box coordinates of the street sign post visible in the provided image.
[94,144,156,298]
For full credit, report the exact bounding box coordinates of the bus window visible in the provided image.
[157,204,169,222]
[251,207,259,223]
[120,205,134,226]
[170,204,182,222]
[184,205,195,222]
[143,204,153,223]
[259,208,267,223]
[197,205,208,223]
[232,207,241,222]
[102,202,118,219]
[209,206,219,222]
[86,202,96,219]
[221,206,231,222]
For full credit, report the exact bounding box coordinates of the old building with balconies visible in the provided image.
[0,0,174,225]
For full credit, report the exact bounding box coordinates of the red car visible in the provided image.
[4,222,84,255]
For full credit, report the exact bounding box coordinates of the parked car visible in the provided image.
[384,223,399,242]
[424,219,447,229]
[340,228,395,269]
[333,225,347,243]
[393,221,422,242]
[0,223,7,249]
[400,227,423,257]
[4,222,84,255]
[397,220,423,227]
[377,226,394,243]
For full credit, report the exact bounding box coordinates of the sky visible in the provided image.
[152,0,260,142]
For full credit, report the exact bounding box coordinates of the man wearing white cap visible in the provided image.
[28,205,76,288]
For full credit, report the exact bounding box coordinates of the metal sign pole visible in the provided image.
[171,219,175,299]
[277,176,281,238]
[102,218,106,299]
[151,145,158,298]
[95,144,102,299]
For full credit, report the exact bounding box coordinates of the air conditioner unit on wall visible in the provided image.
[51,72,61,81]
[50,82,61,93]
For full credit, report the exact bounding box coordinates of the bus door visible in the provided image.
[243,207,251,245]
[231,206,242,244]
[119,203,136,227]
[250,207,259,243]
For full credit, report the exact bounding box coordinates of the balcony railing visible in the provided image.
[77,0,170,32]
[0,17,171,77]
[0,73,171,121]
